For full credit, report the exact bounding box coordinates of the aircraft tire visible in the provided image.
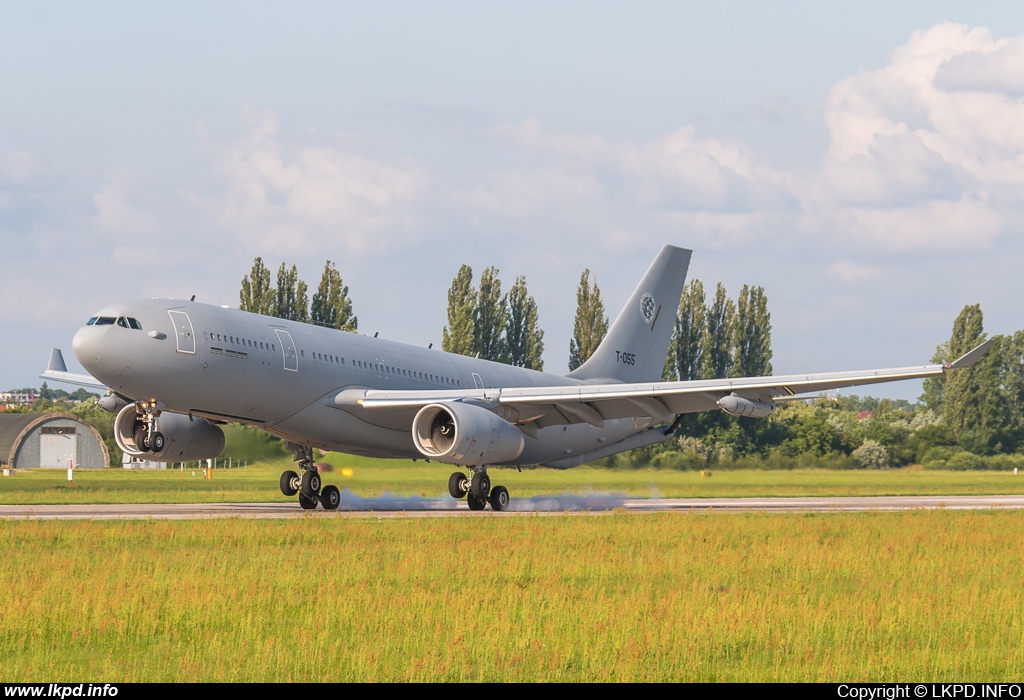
[149,432,165,453]
[470,472,490,500]
[134,425,150,452]
[321,485,341,511]
[489,485,510,512]
[298,492,318,510]
[280,470,300,497]
[466,493,487,511]
[301,470,321,497]
[448,472,468,499]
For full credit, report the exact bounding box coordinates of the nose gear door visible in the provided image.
[167,310,196,354]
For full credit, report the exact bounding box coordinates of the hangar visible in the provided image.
[0,413,109,469]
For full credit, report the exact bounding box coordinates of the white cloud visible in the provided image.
[815,23,1024,250]
[827,260,883,284]
[214,105,428,256]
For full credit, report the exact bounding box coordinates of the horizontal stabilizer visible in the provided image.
[40,348,108,391]
[946,339,996,370]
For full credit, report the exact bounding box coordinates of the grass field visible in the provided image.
[2,510,1023,681]
[1,454,1023,505]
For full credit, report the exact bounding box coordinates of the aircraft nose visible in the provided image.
[72,325,103,370]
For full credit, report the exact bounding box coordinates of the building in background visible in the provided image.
[0,413,109,469]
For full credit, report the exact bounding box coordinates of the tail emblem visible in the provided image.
[640,293,656,324]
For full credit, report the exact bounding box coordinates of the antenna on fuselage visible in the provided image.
[374,332,379,338]
[190,295,196,301]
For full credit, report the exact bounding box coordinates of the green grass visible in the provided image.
[2,510,1023,681]
[1,454,1022,504]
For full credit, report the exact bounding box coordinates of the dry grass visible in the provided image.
[2,510,1023,681]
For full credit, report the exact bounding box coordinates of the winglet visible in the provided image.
[945,338,996,370]
[47,348,68,373]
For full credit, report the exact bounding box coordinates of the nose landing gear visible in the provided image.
[448,467,510,511]
[281,442,341,511]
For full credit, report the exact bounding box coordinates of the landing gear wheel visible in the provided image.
[489,485,510,512]
[299,492,319,510]
[320,485,341,511]
[301,470,321,497]
[470,472,491,500]
[149,432,165,453]
[134,424,150,452]
[280,470,300,497]
[448,472,468,499]
[467,493,487,511]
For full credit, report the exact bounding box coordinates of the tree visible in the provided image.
[670,279,707,382]
[929,304,1005,453]
[474,267,506,361]
[731,284,772,378]
[240,257,275,316]
[442,265,477,356]
[702,283,735,380]
[310,261,358,331]
[503,275,544,370]
[274,263,309,322]
[568,269,608,371]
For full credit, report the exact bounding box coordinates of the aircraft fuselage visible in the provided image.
[72,299,639,465]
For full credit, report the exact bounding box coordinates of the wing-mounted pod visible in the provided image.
[114,405,225,461]
[718,393,776,418]
[412,402,525,466]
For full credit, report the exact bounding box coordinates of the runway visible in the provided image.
[2,493,1024,520]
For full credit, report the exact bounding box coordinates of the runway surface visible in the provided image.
[2,493,1024,520]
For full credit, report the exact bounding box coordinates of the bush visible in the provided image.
[852,440,889,469]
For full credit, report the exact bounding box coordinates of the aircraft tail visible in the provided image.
[567,245,691,383]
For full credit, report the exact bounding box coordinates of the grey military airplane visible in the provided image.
[42,245,991,511]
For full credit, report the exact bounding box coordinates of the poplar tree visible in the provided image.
[240,257,275,316]
[671,279,707,382]
[568,269,608,371]
[503,275,544,370]
[442,265,477,357]
[274,263,309,322]
[731,284,772,378]
[702,282,735,380]
[933,304,1005,453]
[310,261,358,331]
[474,267,506,361]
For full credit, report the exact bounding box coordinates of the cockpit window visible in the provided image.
[128,318,142,330]
[86,317,98,326]
[117,317,129,328]
[93,317,116,326]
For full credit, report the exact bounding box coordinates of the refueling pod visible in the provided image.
[413,402,525,466]
[114,404,225,461]
[718,393,776,418]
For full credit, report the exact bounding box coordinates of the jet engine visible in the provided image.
[114,405,225,461]
[718,394,776,418]
[412,402,525,466]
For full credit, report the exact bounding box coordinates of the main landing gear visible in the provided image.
[281,443,341,511]
[133,401,165,453]
[448,468,510,511]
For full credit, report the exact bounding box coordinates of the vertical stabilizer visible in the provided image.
[568,245,691,383]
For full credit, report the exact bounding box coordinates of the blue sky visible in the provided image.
[3,2,1024,400]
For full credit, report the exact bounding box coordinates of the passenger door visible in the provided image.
[274,329,298,372]
[167,310,196,354]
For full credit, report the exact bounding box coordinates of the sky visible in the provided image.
[2,1,1024,401]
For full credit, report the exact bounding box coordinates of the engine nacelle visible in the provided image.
[412,402,525,466]
[718,394,776,418]
[114,405,225,462]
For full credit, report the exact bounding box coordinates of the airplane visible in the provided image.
[41,245,992,511]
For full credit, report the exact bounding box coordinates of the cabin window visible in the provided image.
[204,332,209,340]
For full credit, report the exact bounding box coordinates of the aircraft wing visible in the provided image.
[39,348,109,391]
[343,340,993,430]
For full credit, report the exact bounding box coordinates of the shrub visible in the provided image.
[852,440,889,469]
